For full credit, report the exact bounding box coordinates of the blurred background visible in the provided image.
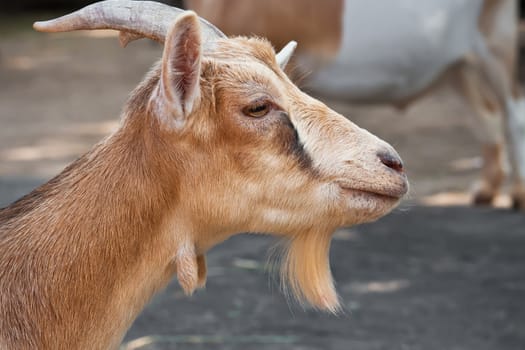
[1,1,524,349]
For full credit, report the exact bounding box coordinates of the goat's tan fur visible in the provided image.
[0,9,407,350]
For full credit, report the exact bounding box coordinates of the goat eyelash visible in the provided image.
[242,99,273,118]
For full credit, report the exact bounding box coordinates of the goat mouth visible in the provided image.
[336,183,407,201]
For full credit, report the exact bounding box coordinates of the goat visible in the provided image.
[0,1,408,349]
[186,0,525,210]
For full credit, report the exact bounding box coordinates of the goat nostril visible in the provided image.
[378,151,404,173]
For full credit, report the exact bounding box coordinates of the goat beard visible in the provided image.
[272,229,340,313]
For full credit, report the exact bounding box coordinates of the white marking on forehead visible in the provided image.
[228,60,280,80]
[212,56,277,78]
[218,59,292,103]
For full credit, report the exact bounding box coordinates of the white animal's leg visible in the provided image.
[506,95,525,208]
[472,36,525,210]
[457,63,506,205]
[475,144,507,204]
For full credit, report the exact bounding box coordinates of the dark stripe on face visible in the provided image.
[278,112,314,172]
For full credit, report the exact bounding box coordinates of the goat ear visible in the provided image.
[158,12,202,128]
[276,41,297,70]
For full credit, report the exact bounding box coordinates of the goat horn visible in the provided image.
[33,0,226,47]
[276,41,297,68]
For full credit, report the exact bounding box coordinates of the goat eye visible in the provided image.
[243,102,271,118]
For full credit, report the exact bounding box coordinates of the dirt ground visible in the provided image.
[0,14,524,350]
